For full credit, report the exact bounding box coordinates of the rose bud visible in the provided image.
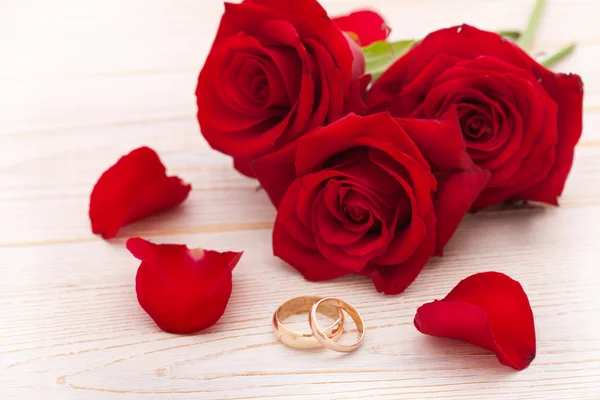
[252,112,489,294]
[196,0,368,177]
[414,272,536,370]
[333,10,391,46]
[127,237,243,334]
[367,25,583,210]
[89,147,191,239]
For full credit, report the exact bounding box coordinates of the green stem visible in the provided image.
[541,43,576,68]
[517,0,546,51]
[498,30,522,40]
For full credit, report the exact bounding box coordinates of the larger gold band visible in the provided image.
[273,296,344,349]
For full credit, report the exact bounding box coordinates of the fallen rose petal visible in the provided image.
[127,237,243,334]
[333,10,391,46]
[414,272,536,370]
[89,147,191,239]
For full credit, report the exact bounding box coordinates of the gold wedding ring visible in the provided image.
[273,296,344,349]
[309,297,365,353]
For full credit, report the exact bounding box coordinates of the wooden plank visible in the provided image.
[1,206,599,399]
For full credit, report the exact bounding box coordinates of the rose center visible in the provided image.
[342,204,369,223]
[458,104,493,141]
[466,116,491,138]
[250,75,269,104]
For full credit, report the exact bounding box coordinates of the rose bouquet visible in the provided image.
[89,0,582,371]
[194,0,582,295]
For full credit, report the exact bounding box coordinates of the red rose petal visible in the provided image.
[333,10,390,46]
[371,207,436,295]
[273,182,351,281]
[396,108,473,172]
[233,156,257,178]
[295,113,429,178]
[346,73,371,115]
[89,147,191,239]
[250,140,299,208]
[515,73,584,204]
[414,272,536,370]
[127,237,243,334]
[433,165,490,255]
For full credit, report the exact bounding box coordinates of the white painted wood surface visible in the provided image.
[1,1,599,399]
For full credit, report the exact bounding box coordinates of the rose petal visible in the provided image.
[127,237,242,334]
[515,73,584,204]
[233,156,256,178]
[251,140,299,208]
[414,272,536,370]
[235,0,356,84]
[370,207,436,294]
[295,113,430,177]
[434,165,490,254]
[273,215,352,281]
[396,108,473,172]
[375,53,461,115]
[303,38,343,128]
[346,73,371,115]
[333,10,390,46]
[89,147,191,239]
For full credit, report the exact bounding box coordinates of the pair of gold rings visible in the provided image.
[272,296,365,352]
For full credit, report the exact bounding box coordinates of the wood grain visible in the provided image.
[1,1,599,399]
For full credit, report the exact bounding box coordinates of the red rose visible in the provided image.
[367,25,584,209]
[128,237,243,334]
[252,112,489,294]
[196,0,368,177]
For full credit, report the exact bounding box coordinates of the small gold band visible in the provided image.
[273,296,344,349]
[309,297,365,352]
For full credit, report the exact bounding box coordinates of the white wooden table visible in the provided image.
[1,1,599,399]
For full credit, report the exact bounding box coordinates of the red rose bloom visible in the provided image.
[128,237,243,334]
[252,112,489,294]
[196,0,368,177]
[415,272,536,371]
[367,25,584,209]
[89,147,191,239]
